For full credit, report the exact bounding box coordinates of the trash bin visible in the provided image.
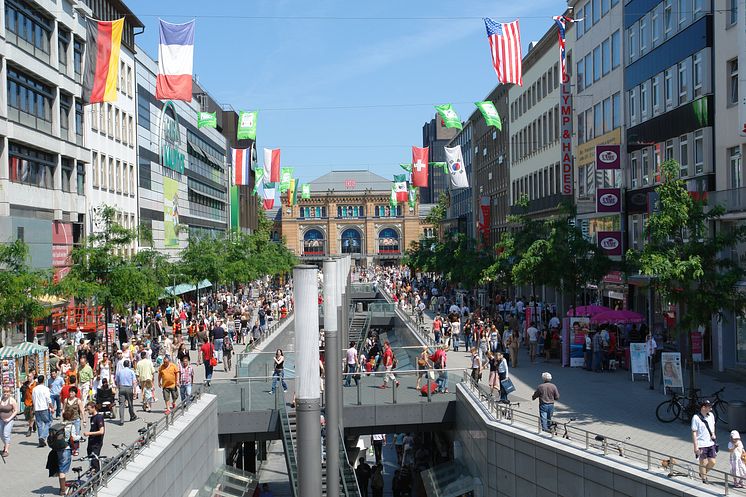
[728,401,746,432]
[356,302,363,312]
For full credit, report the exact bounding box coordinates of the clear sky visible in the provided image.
[127,0,568,187]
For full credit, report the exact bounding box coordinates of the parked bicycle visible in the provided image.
[64,454,108,495]
[655,387,729,424]
[548,418,575,439]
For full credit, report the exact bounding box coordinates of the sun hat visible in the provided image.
[731,430,741,439]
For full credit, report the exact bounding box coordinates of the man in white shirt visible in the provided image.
[645,333,658,390]
[691,400,717,483]
[344,341,359,387]
[527,322,539,363]
[32,375,53,447]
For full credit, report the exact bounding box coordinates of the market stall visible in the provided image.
[0,346,22,404]
[12,341,50,382]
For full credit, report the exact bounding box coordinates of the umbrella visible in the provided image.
[567,305,612,317]
[590,309,645,325]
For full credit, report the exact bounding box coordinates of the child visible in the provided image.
[729,430,746,488]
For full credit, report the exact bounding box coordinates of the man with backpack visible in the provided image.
[47,408,81,494]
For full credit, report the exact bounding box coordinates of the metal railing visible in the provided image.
[235,310,294,377]
[338,424,361,497]
[68,393,202,496]
[380,288,436,347]
[276,388,299,497]
[460,372,746,496]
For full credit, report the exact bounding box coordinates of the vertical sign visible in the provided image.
[560,73,573,195]
[740,0,746,136]
[661,352,684,393]
[163,177,180,247]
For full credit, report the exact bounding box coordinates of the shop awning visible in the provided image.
[13,342,48,354]
[161,279,213,298]
[0,346,22,360]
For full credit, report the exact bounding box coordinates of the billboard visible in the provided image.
[163,177,180,248]
[560,73,573,195]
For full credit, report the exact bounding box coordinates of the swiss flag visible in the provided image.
[411,146,429,187]
[264,148,281,183]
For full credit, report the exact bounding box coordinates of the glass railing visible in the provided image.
[350,283,377,294]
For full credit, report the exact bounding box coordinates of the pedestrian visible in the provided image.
[355,457,371,497]
[470,347,482,383]
[344,341,359,387]
[77,357,94,405]
[486,351,499,397]
[645,332,658,390]
[199,337,215,386]
[532,372,560,432]
[270,349,288,394]
[0,385,19,457]
[49,370,64,419]
[496,351,510,403]
[50,410,80,495]
[692,399,718,483]
[527,321,539,363]
[258,483,275,497]
[507,330,520,368]
[394,432,405,465]
[32,375,53,447]
[61,385,85,440]
[431,344,449,393]
[83,401,105,472]
[178,355,194,403]
[379,341,399,389]
[370,464,384,497]
[728,430,746,488]
[371,433,385,465]
[158,355,179,414]
[22,369,37,437]
[114,360,138,424]
[211,320,226,367]
[135,351,155,412]
[415,346,430,390]
[222,332,234,372]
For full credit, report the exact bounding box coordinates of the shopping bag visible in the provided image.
[500,378,516,394]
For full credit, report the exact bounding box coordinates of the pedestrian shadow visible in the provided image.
[32,485,59,495]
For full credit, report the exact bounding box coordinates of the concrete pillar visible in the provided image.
[323,258,340,497]
[293,265,322,497]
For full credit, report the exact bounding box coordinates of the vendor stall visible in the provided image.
[0,346,22,404]
[12,342,50,382]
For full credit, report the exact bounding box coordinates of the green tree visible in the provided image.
[629,160,746,390]
[0,240,50,344]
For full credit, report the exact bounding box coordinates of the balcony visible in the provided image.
[509,192,566,216]
[707,187,746,215]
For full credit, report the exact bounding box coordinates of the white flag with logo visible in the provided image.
[444,145,469,189]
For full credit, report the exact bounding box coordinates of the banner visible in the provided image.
[230,185,239,230]
[661,352,684,392]
[197,111,216,128]
[411,147,429,187]
[568,317,589,367]
[629,343,649,376]
[408,185,417,208]
[435,104,463,130]
[474,101,502,129]
[444,145,469,189]
[301,183,311,199]
[478,196,490,240]
[163,177,180,248]
[596,188,622,213]
[560,69,573,195]
[237,110,257,140]
[279,167,294,193]
[598,231,622,256]
[596,144,621,170]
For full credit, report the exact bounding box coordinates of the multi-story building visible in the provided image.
[444,121,474,240]
[0,0,93,277]
[472,84,511,247]
[136,49,229,258]
[277,170,433,267]
[421,114,458,204]
[85,1,142,258]
[623,0,714,334]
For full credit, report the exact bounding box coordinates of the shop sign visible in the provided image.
[602,271,624,284]
[596,188,621,213]
[560,73,573,195]
[598,231,622,256]
[159,101,185,173]
[596,144,621,170]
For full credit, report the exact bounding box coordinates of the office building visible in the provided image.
[421,114,458,203]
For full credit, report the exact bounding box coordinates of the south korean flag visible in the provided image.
[444,145,469,189]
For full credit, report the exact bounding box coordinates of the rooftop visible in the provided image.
[307,170,392,194]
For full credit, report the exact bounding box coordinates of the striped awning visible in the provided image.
[12,342,48,355]
[0,346,22,360]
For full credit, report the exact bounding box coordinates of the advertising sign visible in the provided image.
[568,317,589,367]
[52,221,73,282]
[661,352,684,392]
[596,188,622,213]
[163,177,180,248]
[629,343,649,379]
[692,327,704,362]
[160,102,185,173]
[560,73,573,195]
[598,231,623,256]
[596,144,621,170]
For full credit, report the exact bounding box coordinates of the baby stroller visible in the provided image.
[95,379,116,419]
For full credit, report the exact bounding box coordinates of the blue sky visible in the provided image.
[128,0,568,186]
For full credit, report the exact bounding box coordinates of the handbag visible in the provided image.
[500,378,516,394]
[209,344,218,367]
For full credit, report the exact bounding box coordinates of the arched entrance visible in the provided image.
[303,229,325,256]
[340,228,362,254]
[377,227,400,254]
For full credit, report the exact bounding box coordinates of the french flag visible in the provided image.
[156,20,195,101]
[263,148,281,183]
[232,148,251,186]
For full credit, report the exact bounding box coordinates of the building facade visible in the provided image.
[0,0,93,277]
[136,49,228,258]
[421,114,458,204]
[278,170,433,267]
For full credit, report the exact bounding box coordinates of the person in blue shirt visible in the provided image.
[114,361,137,424]
[48,370,64,418]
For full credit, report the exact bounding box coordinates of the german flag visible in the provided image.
[82,18,124,104]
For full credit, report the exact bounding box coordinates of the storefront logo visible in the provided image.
[596,144,621,170]
[160,101,185,174]
[598,231,623,256]
[597,188,622,213]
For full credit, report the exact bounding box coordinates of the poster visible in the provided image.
[661,352,684,392]
[691,327,704,362]
[163,177,180,248]
[568,317,589,367]
[1,359,16,388]
[629,343,649,377]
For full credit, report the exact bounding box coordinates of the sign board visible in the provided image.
[159,101,186,173]
[560,73,573,195]
[596,144,621,170]
[596,188,622,213]
[661,352,684,393]
[629,343,649,380]
[344,179,356,189]
[692,326,704,362]
[568,317,589,367]
[598,231,623,256]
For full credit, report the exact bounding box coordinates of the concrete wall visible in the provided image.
[454,385,714,497]
[99,394,220,497]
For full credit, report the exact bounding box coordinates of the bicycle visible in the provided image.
[64,454,108,495]
[655,388,729,424]
[708,387,729,425]
[496,401,520,421]
[548,418,575,439]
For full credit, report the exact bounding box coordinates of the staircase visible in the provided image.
[348,312,369,348]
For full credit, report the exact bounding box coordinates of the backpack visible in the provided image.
[48,423,68,450]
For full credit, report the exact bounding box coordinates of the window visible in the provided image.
[602,0,610,16]
[584,3,591,32]
[611,30,621,68]
[128,116,134,145]
[730,0,738,26]
[138,98,150,130]
[729,146,742,188]
[652,76,660,110]
[640,82,648,116]
[584,54,593,88]
[693,53,703,97]
[631,155,639,187]
[679,62,688,104]
[115,160,121,193]
[629,89,636,122]
[664,69,673,105]
[628,26,638,61]
[593,0,601,24]
[594,103,603,138]
[679,0,689,25]
[694,130,704,174]
[593,46,602,81]
[75,101,83,142]
[679,135,689,176]
[108,157,114,191]
[665,140,674,161]
[77,163,85,194]
[603,97,612,133]
[8,143,55,189]
[93,152,99,188]
[129,164,135,195]
[5,0,52,60]
[640,15,648,53]
[119,61,126,94]
[73,38,83,80]
[58,29,70,70]
[693,0,704,17]
[98,103,105,131]
[586,109,594,141]
[602,38,611,76]
[126,65,133,96]
[59,93,71,137]
[664,0,674,33]
[652,9,661,44]
[578,112,586,145]
[61,159,73,193]
[729,59,739,105]
[6,67,53,132]
[612,93,621,129]
[577,6,585,38]
[642,149,650,185]
[114,108,121,140]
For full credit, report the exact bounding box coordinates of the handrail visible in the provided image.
[338,423,361,497]
[235,310,295,377]
[459,372,743,496]
[276,388,299,497]
[68,393,202,496]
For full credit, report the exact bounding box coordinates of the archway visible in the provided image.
[303,228,325,256]
[340,228,362,254]
[378,227,400,254]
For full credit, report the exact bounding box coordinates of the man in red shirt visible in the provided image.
[60,375,81,402]
[379,341,399,389]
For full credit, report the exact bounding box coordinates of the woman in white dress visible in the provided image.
[729,430,746,488]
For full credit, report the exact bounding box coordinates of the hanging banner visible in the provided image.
[598,231,622,256]
[197,111,216,128]
[478,196,490,241]
[163,176,180,248]
[230,185,239,230]
[237,110,257,140]
[661,352,684,392]
[560,71,573,195]
[279,167,294,193]
[692,327,704,362]
[596,188,622,213]
[596,144,621,170]
[301,184,311,199]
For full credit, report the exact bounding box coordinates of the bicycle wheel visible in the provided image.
[714,400,729,425]
[656,399,681,423]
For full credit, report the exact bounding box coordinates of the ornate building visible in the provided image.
[278,170,434,266]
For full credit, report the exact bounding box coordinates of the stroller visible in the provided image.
[95,379,116,419]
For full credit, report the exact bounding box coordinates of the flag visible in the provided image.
[411,146,429,188]
[197,111,216,128]
[394,181,408,202]
[237,110,257,140]
[263,148,281,183]
[288,178,298,206]
[279,167,294,193]
[408,185,417,208]
[399,163,412,173]
[252,169,264,194]
[484,18,522,86]
[301,184,311,199]
[231,148,251,185]
[552,15,576,84]
[82,18,124,104]
[393,174,407,183]
[390,186,398,208]
[261,182,276,210]
[444,145,469,189]
[435,104,462,130]
[475,101,502,129]
[156,19,195,101]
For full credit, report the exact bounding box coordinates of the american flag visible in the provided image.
[553,15,576,85]
[484,18,522,86]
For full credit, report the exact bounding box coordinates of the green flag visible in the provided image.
[279,167,294,193]
[301,184,311,199]
[393,174,407,183]
[197,111,217,129]
[475,101,502,130]
[390,186,398,208]
[408,185,417,208]
[399,163,412,172]
[252,169,264,194]
[237,110,257,140]
[431,162,448,173]
[435,104,463,130]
